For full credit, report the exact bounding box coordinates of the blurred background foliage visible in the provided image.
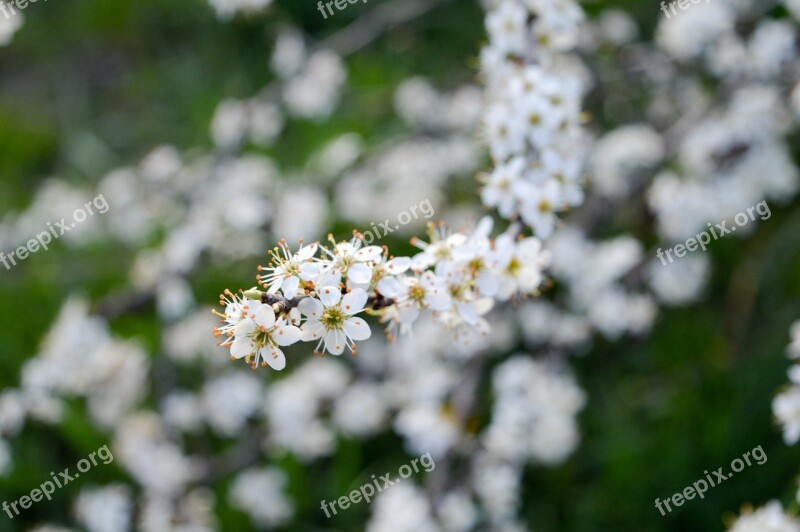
[1,0,799,530]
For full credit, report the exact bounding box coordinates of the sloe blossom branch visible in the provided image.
[215,225,551,370]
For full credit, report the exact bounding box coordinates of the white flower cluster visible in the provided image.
[269,28,348,120]
[760,320,800,518]
[0,10,22,46]
[228,467,294,527]
[480,0,588,238]
[215,220,551,370]
[0,297,148,442]
[589,124,665,198]
[546,227,657,340]
[207,0,272,19]
[75,485,133,532]
[484,356,586,465]
[773,322,800,446]
[210,98,284,150]
[264,357,352,459]
[335,80,484,225]
[727,500,800,532]
[648,86,798,243]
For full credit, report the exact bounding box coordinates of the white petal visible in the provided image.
[301,320,324,341]
[425,289,452,311]
[298,297,323,318]
[261,345,286,371]
[397,304,420,324]
[254,305,276,329]
[345,279,371,293]
[318,286,342,307]
[234,318,257,336]
[411,253,434,271]
[355,245,383,261]
[299,262,319,281]
[324,329,345,355]
[335,242,356,256]
[474,297,494,316]
[281,276,300,299]
[385,257,411,275]
[347,263,373,284]
[474,215,494,239]
[294,243,318,261]
[230,337,253,359]
[317,272,342,287]
[241,300,261,316]
[343,317,371,341]
[267,278,283,294]
[342,288,368,314]
[457,302,478,324]
[225,302,243,319]
[475,271,499,297]
[377,277,401,298]
[273,323,302,346]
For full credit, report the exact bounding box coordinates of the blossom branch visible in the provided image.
[215,225,551,370]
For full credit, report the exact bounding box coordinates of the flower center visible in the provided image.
[434,245,451,260]
[283,262,299,276]
[409,285,426,303]
[253,328,272,346]
[321,307,346,329]
[468,258,485,274]
[336,256,353,271]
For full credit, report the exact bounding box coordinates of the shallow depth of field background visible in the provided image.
[1,0,799,530]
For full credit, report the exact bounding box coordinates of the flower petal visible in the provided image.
[475,271,499,297]
[317,272,341,287]
[281,276,300,299]
[318,286,342,307]
[385,257,411,275]
[241,300,261,316]
[254,305,276,329]
[273,323,302,346]
[342,288,368,314]
[347,263,373,284]
[301,320,324,341]
[355,245,383,261]
[425,289,452,311]
[343,317,371,341]
[376,277,401,298]
[298,297,323,318]
[299,262,319,281]
[457,301,478,324]
[267,277,283,294]
[230,337,253,359]
[294,243,318,261]
[234,318,257,336]
[324,329,345,355]
[262,345,286,371]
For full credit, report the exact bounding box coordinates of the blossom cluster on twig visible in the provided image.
[215,220,551,370]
